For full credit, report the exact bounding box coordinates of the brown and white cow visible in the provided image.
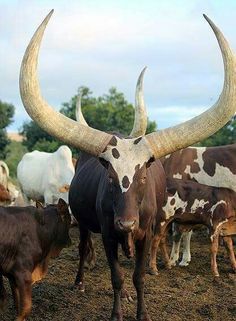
[0,199,71,321]
[0,161,19,206]
[19,10,236,321]
[161,143,236,266]
[149,178,236,277]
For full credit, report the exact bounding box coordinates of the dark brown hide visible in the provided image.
[0,199,71,321]
[69,151,166,320]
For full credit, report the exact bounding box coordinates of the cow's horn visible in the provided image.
[129,67,147,137]
[75,93,88,126]
[19,10,112,156]
[76,68,148,137]
[145,14,236,158]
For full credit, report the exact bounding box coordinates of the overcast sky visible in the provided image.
[1,0,236,133]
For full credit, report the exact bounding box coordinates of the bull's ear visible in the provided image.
[36,200,44,209]
[99,157,109,169]
[57,198,69,222]
[57,198,67,209]
[146,156,155,168]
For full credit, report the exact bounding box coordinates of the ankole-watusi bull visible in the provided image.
[19,10,236,321]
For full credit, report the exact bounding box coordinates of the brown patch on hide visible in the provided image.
[122,176,130,189]
[112,148,120,159]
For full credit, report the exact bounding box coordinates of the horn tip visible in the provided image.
[203,14,212,25]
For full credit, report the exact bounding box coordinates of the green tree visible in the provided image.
[61,86,157,135]
[21,86,157,153]
[20,121,61,152]
[0,100,14,159]
[197,116,236,147]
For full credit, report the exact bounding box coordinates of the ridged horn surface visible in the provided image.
[19,10,112,156]
[146,14,236,158]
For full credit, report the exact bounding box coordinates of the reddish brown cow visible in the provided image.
[149,178,236,277]
[0,199,71,321]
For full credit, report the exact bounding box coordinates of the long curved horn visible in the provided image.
[129,67,147,137]
[75,93,88,125]
[145,14,236,158]
[76,69,148,136]
[19,10,112,156]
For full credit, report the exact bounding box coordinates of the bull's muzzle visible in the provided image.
[115,219,137,233]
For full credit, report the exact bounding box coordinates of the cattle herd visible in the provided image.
[1,9,236,321]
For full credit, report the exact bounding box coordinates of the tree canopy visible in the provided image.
[0,100,14,159]
[197,116,236,147]
[21,86,157,153]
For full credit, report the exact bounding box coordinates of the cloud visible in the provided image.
[1,0,236,133]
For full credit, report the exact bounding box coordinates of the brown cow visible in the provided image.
[0,199,71,321]
[149,178,236,277]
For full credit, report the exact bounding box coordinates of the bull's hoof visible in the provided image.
[121,288,133,303]
[147,267,159,276]
[169,260,177,267]
[73,281,85,292]
[179,261,190,267]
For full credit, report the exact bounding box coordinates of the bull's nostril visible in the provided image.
[117,220,136,231]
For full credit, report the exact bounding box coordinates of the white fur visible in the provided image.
[162,192,188,220]
[17,145,74,204]
[100,136,153,193]
[184,148,236,192]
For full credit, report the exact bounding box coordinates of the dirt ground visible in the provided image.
[1,227,236,321]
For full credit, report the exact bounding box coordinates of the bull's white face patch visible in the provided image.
[100,136,153,193]
[184,148,236,192]
[162,192,188,219]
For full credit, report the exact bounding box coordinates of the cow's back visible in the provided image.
[17,150,51,200]
[161,144,236,192]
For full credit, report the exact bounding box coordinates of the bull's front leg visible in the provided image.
[102,234,124,321]
[14,271,32,321]
[133,237,151,321]
[149,234,161,275]
[179,231,193,267]
[74,227,92,292]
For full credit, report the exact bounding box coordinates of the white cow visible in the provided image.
[17,145,75,205]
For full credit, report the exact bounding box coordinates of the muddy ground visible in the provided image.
[1,227,236,321]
